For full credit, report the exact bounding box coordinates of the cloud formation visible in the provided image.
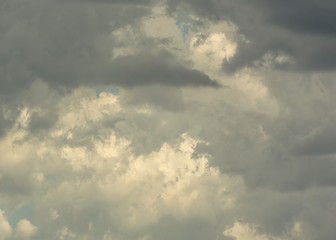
[1,0,336,239]
[167,0,336,72]
[0,0,218,98]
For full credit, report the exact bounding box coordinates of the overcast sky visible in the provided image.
[1,0,336,239]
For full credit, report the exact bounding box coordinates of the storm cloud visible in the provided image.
[167,0,336,72]
[0,0,336,239]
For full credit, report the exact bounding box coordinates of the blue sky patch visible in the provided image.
[8,204,34,227]
[96,86,120,98]
[176,10,191,43]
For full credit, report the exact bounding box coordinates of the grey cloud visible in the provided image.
[149,216,223,240]
[0,0,217,102]
[0,171,33,197]
[2,76,336,240]
[112,77,336,239]
[254,0,336,36]
[28,111,59,134]
[120,85,186,111]
[293,122,336,156]
[182,78,336,196]
[243,79,336,191]
[65,0,152,4]
[238,187,336,240]
[243,153,336,191]
[239,190,303,235]
[0,0,220,138]
[107,52,220,87]
[0,103,21,139]
[2,0,336,239]
[0,112,11,138]
[0,85,240,239]
[176,79,336,240]
[0,0,137,95]
[167,0,336,72]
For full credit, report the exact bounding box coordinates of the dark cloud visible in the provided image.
[0,102,21,139]
[0,0,220,139]
[0,0,217,101]
[293,121,336,156]
[0,170,33,196]
[64,0,152,4]
[28,111,59,133]
[2,0,336,239]
[167,0,336,72]
[120,85,186,111]
[0,0,136,94]
[185,78,336,194]
[107,52,220,87]
[239,189,303,235]
[149,216,222,240]
[255,0,336,36]
[0,112,11,138]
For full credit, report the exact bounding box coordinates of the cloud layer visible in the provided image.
[1,0,336,239]
[167,0,336,72]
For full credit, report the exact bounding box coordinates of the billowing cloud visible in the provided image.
[107,51,220,87]
[0,0,218,100]
[0,210,12,240]
[223,221,303,240]
[166,0,336,72]
[0,89,244,239]
[15,219,38,239]
[1,0,336,239]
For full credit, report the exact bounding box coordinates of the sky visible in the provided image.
[0,0,336,239]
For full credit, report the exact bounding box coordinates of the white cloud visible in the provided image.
[0,88,247,238]
[57,227,76,240]
[1,2,336,239]
[15,219,38,239]
[223,221,303,240]
[98,132,242,230]
[190,32,237,74]
[0,210,12,240]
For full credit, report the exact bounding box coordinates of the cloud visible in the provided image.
[15,219,38,239]
[119,85,186,111]
[64,0,152,4]
[0,0,218,102]
[223,221,303,240]
[0,88,245,239]
[166,0,336,72]
[107,51,220,87]
[1,73,336,239]
[0,210,12,240]
[254,0,336,36]
[293,121,336,156]
[2,0,336,239]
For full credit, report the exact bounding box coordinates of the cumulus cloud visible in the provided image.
[0,89,245,239]
[0,0,218,101]
[1,77,335,239]
[106,51,220,87]
[15,219,38,239]
[1,0,336,239]
[0,210,12,240]
[166,0,336,72]
[223,221,303,240]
